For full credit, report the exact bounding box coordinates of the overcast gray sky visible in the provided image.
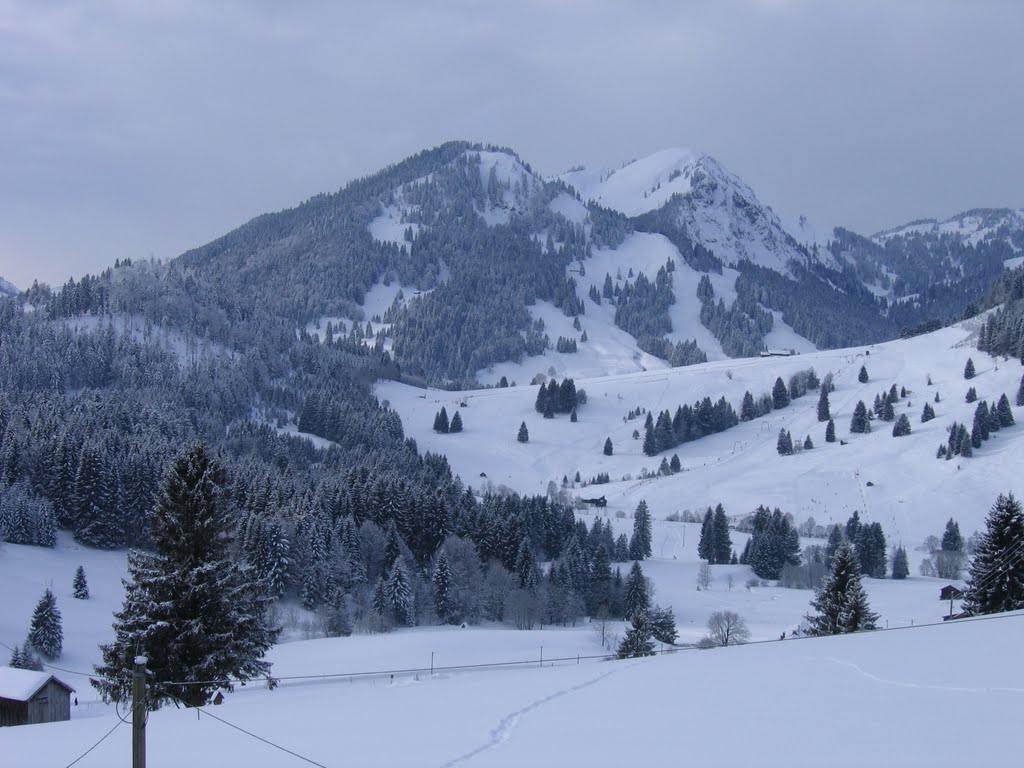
[1,0,1021,289]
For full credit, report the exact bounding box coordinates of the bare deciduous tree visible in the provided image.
[706,610,750,647]
[696,561,713,590]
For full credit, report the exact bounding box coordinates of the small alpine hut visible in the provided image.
[0,667,75,726]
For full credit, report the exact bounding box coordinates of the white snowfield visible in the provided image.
[1,612,1021,766]
[3,317,1023,765]
[381,316,1023,543]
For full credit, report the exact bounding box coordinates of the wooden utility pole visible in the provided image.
[133,656,147,768]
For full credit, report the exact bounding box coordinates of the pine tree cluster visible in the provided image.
[535,377,581,417]
[642,396,739,457]
[740,506,801,580]
[697,504,733,564]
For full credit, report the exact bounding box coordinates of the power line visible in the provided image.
[160,689,329,768]
[0,638,116,682]
[62,716,124,768]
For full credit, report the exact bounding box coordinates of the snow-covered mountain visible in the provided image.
[873,207,1024,252]
[0,276,17,297]
[562,148,818,274]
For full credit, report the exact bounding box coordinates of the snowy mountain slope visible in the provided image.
[562,149,818,274]
[381,315,1024,545]
[368,147,550,245]
[0,276,17,297]
[874,207,1024,252]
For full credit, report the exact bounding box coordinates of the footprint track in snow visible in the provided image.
[439,666,623,767]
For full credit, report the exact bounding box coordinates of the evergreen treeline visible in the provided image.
[641,396,739,456]
[697,274,774,357]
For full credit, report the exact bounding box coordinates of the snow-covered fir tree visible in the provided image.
[892,413,912,436]
[617,610,656,658]
[73,565,89,599]
[849,401,870,433]
[27,588,63,660]
[891,546,909,579]
[962,493,1024,616]
[385,560,415,626]
[629,500,652,560]
[805,540,878,635]
[448,411,463,433]
[432,551,458,624]
[817,388,830,421]
[8,644,42,671]
[623,561,651,618]
[93,443,278,708]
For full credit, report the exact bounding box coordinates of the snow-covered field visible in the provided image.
[382,318,1023,543]
[3,318,1022,764]
[2,606,1021,766]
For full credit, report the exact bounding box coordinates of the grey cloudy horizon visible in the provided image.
[1,0,1022,289]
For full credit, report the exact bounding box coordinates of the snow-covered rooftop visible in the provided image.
[0,667,73,702]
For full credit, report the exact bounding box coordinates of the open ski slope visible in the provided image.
[380,316,1024,545]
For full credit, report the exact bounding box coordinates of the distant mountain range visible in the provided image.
[168,140,1020,383]
[0,276,17,297]
[17,141,1020,386]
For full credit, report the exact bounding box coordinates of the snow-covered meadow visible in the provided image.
[3,317,1022,764]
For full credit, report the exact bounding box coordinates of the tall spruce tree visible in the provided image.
[891,546,909,580]
[858,365,869,383]
[27,588,63,660]
[385,560,415,626]
[433,551,458,624]
[941,518,963,552]
[805,540,878,635]
[712,504,732,565]
[740,391,756,422]
[623,561,651,618]
[849,401,870,433]
[825,418,836,443]
[93,444,277,707]
[817,388,831,422]
[1017,375,1024,407]
[964,358,976,379]
[603,437,613,456]
[962,493,1024,616]
[433,407,450,433]
[996,393,1015,426]
[772,377,790,409]
[697,508,714,562]
[517,421,529,443]
[776,429,793,456]
[629,500,653,560]
[448,411,463,433]
[921,402,935,422]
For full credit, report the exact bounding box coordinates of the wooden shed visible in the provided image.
[0,667,75,727]
[939,585,965,601]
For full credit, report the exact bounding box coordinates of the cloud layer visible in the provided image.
[1,0,1022,287]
